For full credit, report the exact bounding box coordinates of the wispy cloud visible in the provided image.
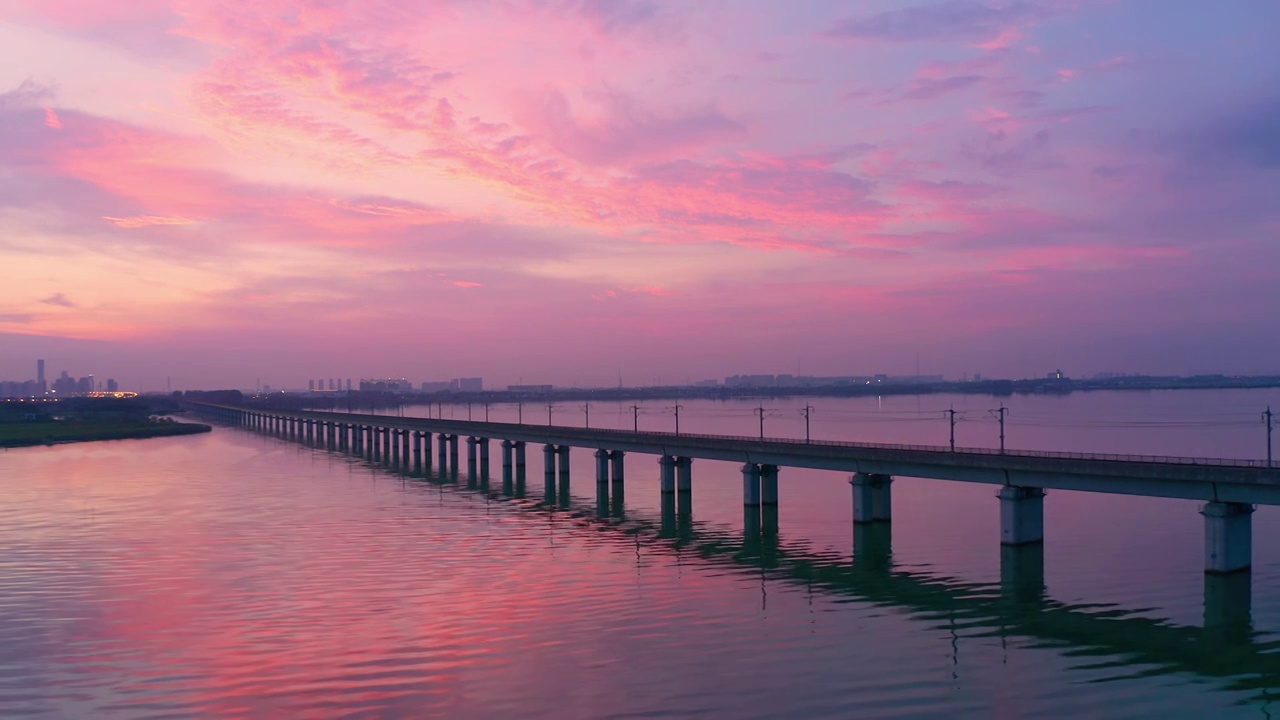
[40,293,76,307]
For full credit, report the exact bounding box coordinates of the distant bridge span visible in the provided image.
[188,402,1280,576]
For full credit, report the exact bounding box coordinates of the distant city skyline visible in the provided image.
[1,2,1277,389]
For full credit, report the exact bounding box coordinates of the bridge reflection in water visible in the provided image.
[199,405,1280,705]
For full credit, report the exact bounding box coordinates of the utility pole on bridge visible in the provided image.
[1266,406,1274,468]
[990,405,1008,453]
[802,404,814,443]
[946,406,958,451]
[630,405,640,432]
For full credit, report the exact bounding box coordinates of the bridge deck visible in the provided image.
[195,403,1280,505]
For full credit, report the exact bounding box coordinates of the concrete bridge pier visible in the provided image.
[742,463,762,536]
[1000,543,1045,603]
[659,456,677,495]
[609,451,625,513]
[436,434,448,475]
[854,522,892,573]
[1204,571,1252,639]
[999,486,1045,545]
[412,432,422,473]
[557,445,571,508]
[368,427,379,461]
[761,464,779,535]
[515,442,527,497]
[400,430,410,466]
[593,448,609,509]
[543,444,558,504]
[382,427,393,464]
[1203,501,1253,574]
[306,420,315,445]
[466,437,479,485]
[851,473,893,523]
[421,432,432,471]
[742,463,762,506]
[660,492,677,538]
[392,430,403,466]
[676,457,693,518]
[501,440,515,495]
[479,439,490,485]
[448,435,460,479]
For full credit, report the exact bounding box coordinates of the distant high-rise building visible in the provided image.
[457,377,483,392]
[346,379,352,390]
[308,380,315,391]
[37,359,44,384]
[106,378,119,392]
[328,378,335,390]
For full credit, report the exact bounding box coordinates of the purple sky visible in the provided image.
[1,1,1278,390]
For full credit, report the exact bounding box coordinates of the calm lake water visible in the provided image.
[3,389,1280,718]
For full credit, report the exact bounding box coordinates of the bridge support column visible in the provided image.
[543,444,557,503]
[448,435,459,477]
[854,522,892,573]
[466,437,479,483]
[609,451,625,513]
[659,456,677,494]
[1000,543,1045,603]
[434,433,446,474]
[557,445,571,507]
[675,457,693,518]
[593,448,609,509]
[383,427,393,462]
[501,440,514,495]
[742,463,761,507]
[851,473,892,523]
[412,432,422,472]
[1203,501,1253,574]
[742,458,757,532]
[421,432,432,470]
[401,430,410,465]
[479,439,490,484]
[1204,571,1252,635]
[515,442,527,497]
[760,464,779,535]
[999,486,1045,545]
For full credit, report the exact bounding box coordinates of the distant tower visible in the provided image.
[37,358,45,384]
[308,380,315,391]
[346,378,352,390]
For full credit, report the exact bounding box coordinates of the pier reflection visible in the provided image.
[339,434,1275,701]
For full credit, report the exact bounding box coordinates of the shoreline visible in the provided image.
[0,421,213,449]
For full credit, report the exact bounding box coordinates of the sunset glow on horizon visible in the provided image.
[1,1,1277,389]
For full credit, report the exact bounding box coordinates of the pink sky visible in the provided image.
[1,1,1278,390]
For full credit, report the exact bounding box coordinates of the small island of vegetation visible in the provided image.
[0,396,211,449]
